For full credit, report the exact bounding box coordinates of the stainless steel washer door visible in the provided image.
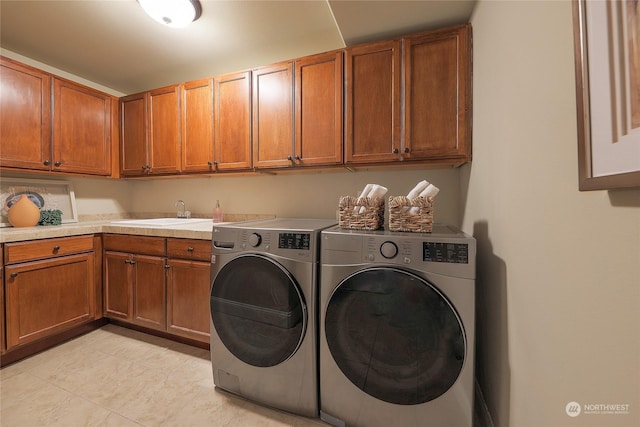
[324,267,465,405]
[211,254,306,367]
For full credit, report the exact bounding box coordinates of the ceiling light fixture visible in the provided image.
[138,0,202,29]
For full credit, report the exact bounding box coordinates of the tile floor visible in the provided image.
[0,324,328,426]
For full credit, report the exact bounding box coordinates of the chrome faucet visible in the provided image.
[175,200,190,218]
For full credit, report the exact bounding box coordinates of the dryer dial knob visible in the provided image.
[380,241,398,259]
[248,233,262,247]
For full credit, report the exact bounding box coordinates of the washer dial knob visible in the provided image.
[248,233,262,247]
[380,241,398,259]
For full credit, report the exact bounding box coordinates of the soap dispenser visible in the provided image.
[213,200,223,223]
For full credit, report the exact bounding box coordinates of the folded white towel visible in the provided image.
[409,183,439,214]
[358,184,374,200]
[419,184,439,199]
[356,184,387,213]
[406,180,429,199]
[367,184,388,199]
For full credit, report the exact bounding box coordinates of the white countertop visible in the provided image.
[0,217,265,244]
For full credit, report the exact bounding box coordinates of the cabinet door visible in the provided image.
[52,78,112,175]
[182,79,215,172]
[132,255,166,331]
[166,259,210,343]
[5,253,94,349]
[148,85,180,174]
[214,71,252,171]
[104,251,132,320]
[403,25,471,161]
[295,51,343,166]
[0,57,51,170]
[253,62,294,168]
[345,40,401,164]
[1,261,4,355]
[120,93,148,176]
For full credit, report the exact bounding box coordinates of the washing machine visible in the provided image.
[319,224,476,427]
[210,218,337,417]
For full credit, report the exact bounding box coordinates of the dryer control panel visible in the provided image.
[321,226,476,280]
[423,242,469,264]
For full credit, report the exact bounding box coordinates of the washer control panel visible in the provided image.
[423,242,469,264]
[321,227,476,279]
[279,232,311,250]
[363,236,470,266]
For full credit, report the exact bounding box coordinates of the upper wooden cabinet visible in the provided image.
[402,24,471,162]
[253,52,344,169]
[345,24,472,165]
[214,71,253,171]
[252,62,295,168]
[0,56,116,176]
[120,85,181,176]
[181,78,215,172]
[52,78,113,175]
[0,57,51,171]
[295,51,344,166]
[149,85,181,174]
[120,92,147,175]
[345,40,402,164]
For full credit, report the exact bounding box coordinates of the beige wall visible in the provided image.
[128,167,461,224]
[464,1,640,426]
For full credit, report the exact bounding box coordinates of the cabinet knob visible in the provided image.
[187,247,194,252]
[404,147,410,153]
[295,155,301,161]
[52,245,61,252]
[54,161,62,167]
[43,159,50,166]
[287,156,293,161]
[10,272,18,278]
[393,148,399,154]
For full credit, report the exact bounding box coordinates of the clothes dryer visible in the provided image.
[210,218,336,417]
[319,224,476,427]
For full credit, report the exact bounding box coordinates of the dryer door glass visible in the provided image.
[325,267,465,405]
[211,254,306,367]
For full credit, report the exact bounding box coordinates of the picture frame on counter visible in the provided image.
[0,177,78,227]
[572,0,640,191]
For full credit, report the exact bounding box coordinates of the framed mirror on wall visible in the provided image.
[573,0,640,190]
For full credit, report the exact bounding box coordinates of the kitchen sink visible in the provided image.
[111,218,213,227]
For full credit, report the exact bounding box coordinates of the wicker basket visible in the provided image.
[388,196,434,233]
[338,195,385,230]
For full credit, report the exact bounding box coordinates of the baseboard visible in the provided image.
[475,378,495,427]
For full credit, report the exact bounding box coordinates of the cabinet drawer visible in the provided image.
[4,235,94,264]
[103,234,166,256]
[167,238,211,261]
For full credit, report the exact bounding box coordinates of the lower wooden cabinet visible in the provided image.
[103,234,166,332]
[166,237,211,343]
[166,259,210,342]
[1,243,5,355]
[103,251,166,331]
[103,234,210,344]
[3,236,97,350]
